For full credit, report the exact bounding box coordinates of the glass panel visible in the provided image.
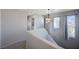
[67,15,75,40]
[54,17,60,29]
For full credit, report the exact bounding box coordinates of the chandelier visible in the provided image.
[46,9,51,23]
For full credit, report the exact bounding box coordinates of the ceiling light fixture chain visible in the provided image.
[46,9,51,23]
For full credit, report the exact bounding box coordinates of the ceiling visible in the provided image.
[19,9,75,15]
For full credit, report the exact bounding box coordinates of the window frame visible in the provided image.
[53,16,60,30]
[66,15,76,40]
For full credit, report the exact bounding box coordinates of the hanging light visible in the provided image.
[46,9,51,23]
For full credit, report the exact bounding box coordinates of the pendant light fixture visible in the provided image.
[46,9,51,23]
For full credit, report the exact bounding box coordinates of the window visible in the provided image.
[54,17,60,29]
[67,15,75,40]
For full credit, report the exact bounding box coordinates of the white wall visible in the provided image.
[0,9,1,48]
[1,9,27,48]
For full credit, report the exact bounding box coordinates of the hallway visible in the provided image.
[0,9,79,49]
